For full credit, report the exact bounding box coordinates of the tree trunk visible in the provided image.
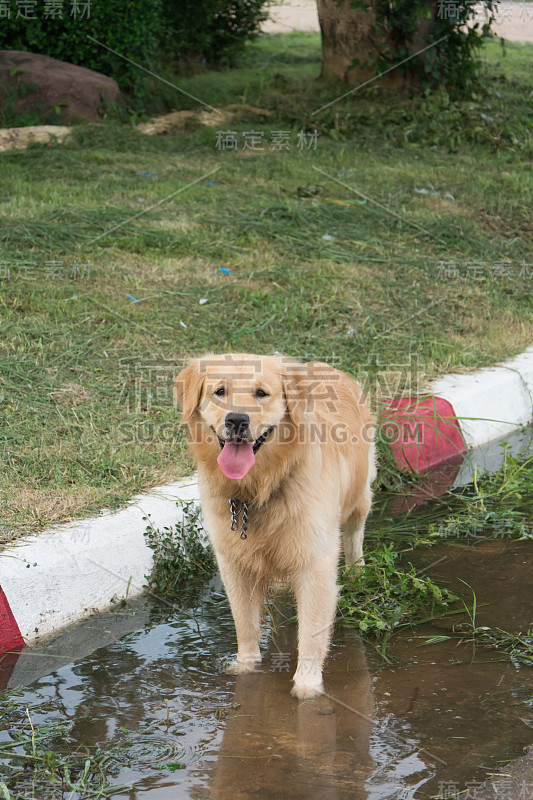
[316,0,437,88]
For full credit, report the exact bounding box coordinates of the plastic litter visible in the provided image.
[199,298,209,305]
[346,326,355,336]
[127,294,140,303]
[137,173,157,177]
[220,268,230,274]
[322,234,336,242]
[205,182,217,187]
[180,320,188,328]
[415,186,455,201]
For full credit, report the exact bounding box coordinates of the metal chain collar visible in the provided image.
[229,499,249,540]
[223,429,272,541]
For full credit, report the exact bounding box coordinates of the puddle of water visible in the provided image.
[1,540,532,800]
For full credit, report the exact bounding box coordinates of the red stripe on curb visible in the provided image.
[383,396,466,473]
[0,586,25,653]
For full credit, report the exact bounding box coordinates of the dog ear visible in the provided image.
[282,362,310,426]
[174,359,206,423]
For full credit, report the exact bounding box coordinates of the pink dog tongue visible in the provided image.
[217,441,255,479]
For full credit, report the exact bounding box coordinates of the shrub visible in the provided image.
[161,0,271,65]
[0,0,163,89]
[0,0,271,92]
[353,0,500,92]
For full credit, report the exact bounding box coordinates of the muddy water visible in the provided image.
[1,540,532,799]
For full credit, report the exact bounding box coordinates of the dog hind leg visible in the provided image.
[343,486,372,568]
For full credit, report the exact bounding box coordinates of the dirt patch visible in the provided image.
[0,486,104,545]
[49,383,90,407]
[477,745,533,799]
[0,125,71,152]
[137,104,273,136]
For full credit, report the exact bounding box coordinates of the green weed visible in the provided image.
[0,700,127,799]
[428,450,533,542]
[144,500,216,597]
[421,586,533,666]
[338,544,458,649]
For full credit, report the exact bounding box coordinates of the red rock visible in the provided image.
[0,50,120,123]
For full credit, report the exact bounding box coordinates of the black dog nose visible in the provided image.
[225,412,250,436]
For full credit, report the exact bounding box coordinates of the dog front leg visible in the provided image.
[291,556,339,699]
[217,555,264,674]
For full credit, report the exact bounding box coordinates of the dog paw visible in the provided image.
[226,657,262,675]
[291,681,324,700]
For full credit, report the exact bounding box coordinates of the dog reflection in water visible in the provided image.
[197,613,375,800]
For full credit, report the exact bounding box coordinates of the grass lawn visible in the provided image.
[0,33,532,543]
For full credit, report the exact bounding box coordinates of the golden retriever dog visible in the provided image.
[175,353,376,699]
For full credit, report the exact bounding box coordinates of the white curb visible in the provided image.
[431,363,533,449]
[1,347,533,648]
[503,345,533,399]
[452,427,533,489]
[0,478,201,644]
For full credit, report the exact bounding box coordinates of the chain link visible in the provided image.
[229,499,239,531]
[240,503,248,540]
[229,499,248,539]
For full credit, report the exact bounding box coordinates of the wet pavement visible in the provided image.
[1,538,532,799]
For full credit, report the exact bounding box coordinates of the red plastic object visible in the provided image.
[382,396,466,473]
[0,586,25,653]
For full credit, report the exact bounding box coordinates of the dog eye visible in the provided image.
[255,388,269,398]
[214,387,226,397]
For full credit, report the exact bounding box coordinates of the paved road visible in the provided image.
[263,0,533,43]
